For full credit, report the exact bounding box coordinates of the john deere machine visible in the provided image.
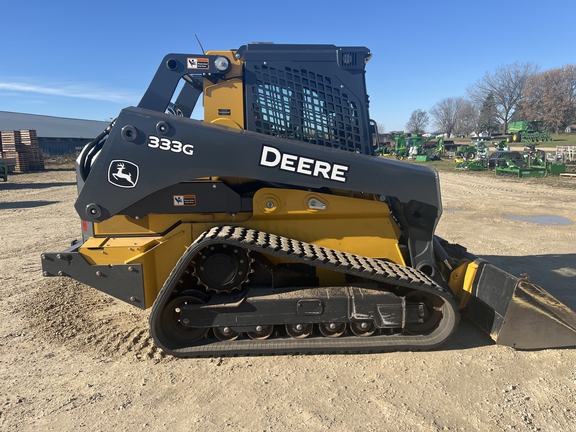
[377,134,443,161]
[455,141,490,171]
[507,121,552,143]
[40,44,576,357]
[495,144,566,178]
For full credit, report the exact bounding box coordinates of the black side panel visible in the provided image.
[239,44,373,155]
[74,107,442,269]
[41,246,146,309]
[121,181,251,218]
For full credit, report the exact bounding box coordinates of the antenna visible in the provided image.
[195,35,206,55]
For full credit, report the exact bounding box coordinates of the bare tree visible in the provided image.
[467,61,539,134]
[405,109,429,134]
[429,97,464,137]
[454,100,478,136]
[517,65,576,133]
[372,121,386,146]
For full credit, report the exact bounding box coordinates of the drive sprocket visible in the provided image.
[192,244,253,293]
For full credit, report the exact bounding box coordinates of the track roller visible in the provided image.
[286,323,313,339]
[247,325,274,340]
[213,327,241,341]
[350,321,376,337]
[319,322,347,338]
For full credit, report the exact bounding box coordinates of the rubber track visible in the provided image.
[149,226,459,357]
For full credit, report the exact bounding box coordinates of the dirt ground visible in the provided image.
[1,165,575,431]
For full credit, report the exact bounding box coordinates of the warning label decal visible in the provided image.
[187,58,209,69]
[173,195,197,206]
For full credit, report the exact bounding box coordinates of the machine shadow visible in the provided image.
[439,252,576,351]
[479,253,576,311]
[440,318,495,351]
[0,181,76,191]
[0,201,59,209]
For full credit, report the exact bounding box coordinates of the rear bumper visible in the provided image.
[41,243,146,309]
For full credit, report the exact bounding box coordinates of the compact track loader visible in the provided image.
[41,44,576,357]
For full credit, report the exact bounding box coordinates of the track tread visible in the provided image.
[149,226,458,357]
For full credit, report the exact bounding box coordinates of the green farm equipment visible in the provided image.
[522,144,565,175]
[455,141,490,171]
[456,159,486,171]
[408,135,446,161]
[376,132,408,158]
[455,144,477,160]
[391,133,410,159]
[522,144,547,168]
[379,133,438,161]
[548,161,566,175]
[493,141,510,151]
[507,121,552,143]
[495,157,547,178]
[495,145,551,178]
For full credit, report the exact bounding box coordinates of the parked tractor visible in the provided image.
[506,121,552,143]
[455,141,491,171]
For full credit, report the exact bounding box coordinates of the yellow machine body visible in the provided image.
[80,188,408,308]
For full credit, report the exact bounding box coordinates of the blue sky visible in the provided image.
[0,0,573,132]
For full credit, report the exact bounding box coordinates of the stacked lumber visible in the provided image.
[0,130,44,172]
[0,130,26,172]
[21,130,45,171]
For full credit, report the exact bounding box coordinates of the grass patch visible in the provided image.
[548,133,576,146]
[44,153,76,169]
[401,157,576,191]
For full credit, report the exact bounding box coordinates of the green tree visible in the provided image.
[477,92,500,134]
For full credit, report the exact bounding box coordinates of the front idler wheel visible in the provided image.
[403,290,444,335]
[161,290,209,345]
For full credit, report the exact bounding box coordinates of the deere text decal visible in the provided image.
[259,145,349,183]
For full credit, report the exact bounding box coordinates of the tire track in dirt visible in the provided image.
[24,278,165,362]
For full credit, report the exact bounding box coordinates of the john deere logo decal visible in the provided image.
[108,160,139,188]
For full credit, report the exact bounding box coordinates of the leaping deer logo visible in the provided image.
[112,162,136,186]
[108,160,139,188]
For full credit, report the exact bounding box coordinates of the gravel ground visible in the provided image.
[1,166,575,431]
